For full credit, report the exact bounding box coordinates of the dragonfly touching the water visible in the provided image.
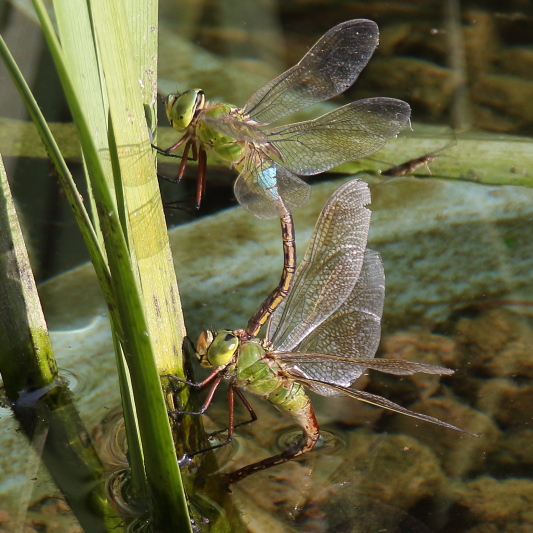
[156,19,411,219]
[170,180,468,484]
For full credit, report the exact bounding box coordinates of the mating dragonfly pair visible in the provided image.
[156,19,469,485]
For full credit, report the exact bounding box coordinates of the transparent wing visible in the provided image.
[277,348,454,396]
[243,19,379,124]
[265,98,411,175]
[277,354,455,376]
[234,157,311,219]
[292,376,471,434]
[271,249,383,390]
[267,179,372,349]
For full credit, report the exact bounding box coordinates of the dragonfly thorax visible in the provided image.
[165,89,206,131]
[196,329,239,368]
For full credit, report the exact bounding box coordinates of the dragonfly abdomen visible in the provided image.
[235,342,312,417]
[238,355,318,445]
[267,380,320,458]
[267,379,311,415]
[237,345,315,428]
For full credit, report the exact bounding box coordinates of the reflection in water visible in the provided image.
[277,428,346,457]
[93,408,149,520]
[105,468,147,520]
[59,368,83,395]
[296,483,432,533]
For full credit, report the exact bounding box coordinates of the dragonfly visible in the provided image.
[155,19,411,220]
[168,179,471,484]
[158,19,411,334]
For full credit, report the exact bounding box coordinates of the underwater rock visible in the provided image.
[330,429,447,510]
[293,485,434,533]
[368,178,533,330]
[463,10,499,77]
[389,396,500,477]
[454,308,533,379]
[362,57,458,122]
[24,497,81,533]
[473,74,533,133]
[452,477,533,530]
[476,378,533,430]
[488,429,533,477]
[230,427,447,526]
[499,47,533,82]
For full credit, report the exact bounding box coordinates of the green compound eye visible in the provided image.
[165,89,204,130]
[205,330,239,367]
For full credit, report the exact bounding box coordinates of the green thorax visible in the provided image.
[235,338,310,415]
[197,102,245,167]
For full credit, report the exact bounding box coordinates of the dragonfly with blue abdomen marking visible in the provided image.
[156,19,411,333]
[155,19,411,219]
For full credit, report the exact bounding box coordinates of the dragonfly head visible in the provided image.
[196,329,239,368]
[165,89,205,131]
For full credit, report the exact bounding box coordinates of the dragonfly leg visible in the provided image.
[156,148,196,198]
[246,212,296,337]
[208,386,258,437]
[152,132,189,157]
[152,138,196,163]
[195,146,207,210]
[157,141,207,212]
[158,140,200,213]
[175,139,193,182]
[162,367,222,388]
[181,383,239,460]
[157,139,195,186]
[152,148,186,161]
[153,133,197,193]
[169,375,223,417]
[164,369,223,415]
[224,400,320,485]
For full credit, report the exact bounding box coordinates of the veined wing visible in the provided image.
[268,180,371,349]
[277,350,453,396]
[202,112,267,143]
[243,19,379,124]
[265,98,411,175]
[294,376,472,434]
[234,157,311,219]
[272,249,384,391]
[278,354,455,376]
